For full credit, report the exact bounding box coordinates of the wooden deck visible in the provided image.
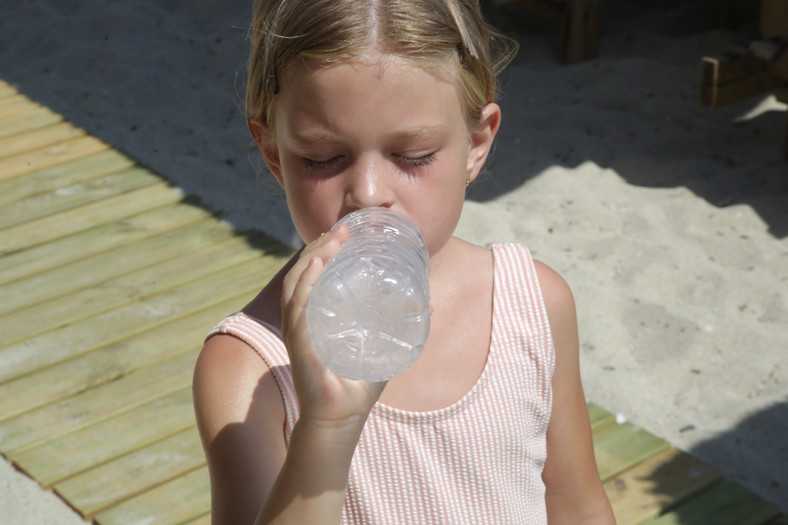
[0,79,784,524]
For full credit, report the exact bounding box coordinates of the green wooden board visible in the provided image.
[0,94,34,118]
[605,447,722,525]
[0,182,185,254]
[0,350,200,454]
[0,105,63,139]
[0,235,264,347]
[0,80,16,98]
[0,166,162,229]
[650,481,780,525]
[593,421,672,482]
[93,465,211,525]
[588,401,616,432]
[0,134,109,181]
[0,255,284,384]
[0,148,135,206]
[55,427,205,518]
[12,387,197,488]
[0,294,246,421]
[0,122,86,159]
[0,202,211,286]
[183,513,212,525]
[0,218,238,317]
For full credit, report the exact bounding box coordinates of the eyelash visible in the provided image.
[301,157,338,170]
[396,153,436,167]
[300,153,437,171]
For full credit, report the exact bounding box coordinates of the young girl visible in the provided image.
[193,1,615,523]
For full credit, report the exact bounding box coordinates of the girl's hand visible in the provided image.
[280,225,387,432]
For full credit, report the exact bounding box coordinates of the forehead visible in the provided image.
[274,55,467,136]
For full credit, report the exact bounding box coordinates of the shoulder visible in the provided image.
[532,259,579,366]
[193,332,289,524]
[193,332,285,444]
[493,243,577,321]
[532,259,576,320]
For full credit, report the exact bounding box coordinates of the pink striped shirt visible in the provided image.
[207,243,555,524]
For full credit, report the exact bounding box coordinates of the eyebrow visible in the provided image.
[292,125,449,145]
[391,125,449,140]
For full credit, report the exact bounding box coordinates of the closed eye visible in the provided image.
[300,156,342,170]
[394,152,436,167]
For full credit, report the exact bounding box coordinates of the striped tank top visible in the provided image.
[207,243,555,524]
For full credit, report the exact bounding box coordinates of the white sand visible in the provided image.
[0,0,785,521]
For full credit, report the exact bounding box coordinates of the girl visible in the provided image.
[193,1,615,524]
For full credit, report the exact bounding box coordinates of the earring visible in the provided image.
[465,175,471,188]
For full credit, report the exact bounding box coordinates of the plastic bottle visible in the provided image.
[306,207,431,382]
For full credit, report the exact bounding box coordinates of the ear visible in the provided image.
[466,103,501,184]
[248,117,284,188]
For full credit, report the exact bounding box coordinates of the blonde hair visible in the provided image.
[246,0,517,130]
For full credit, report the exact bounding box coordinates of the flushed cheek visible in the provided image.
[285,195,338,243]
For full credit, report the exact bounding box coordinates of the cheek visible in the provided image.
[283,180,341,242]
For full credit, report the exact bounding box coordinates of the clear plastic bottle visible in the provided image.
[306,207,431,382]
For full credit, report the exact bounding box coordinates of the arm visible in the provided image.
[535,261,616,525]
[193,228,386,525]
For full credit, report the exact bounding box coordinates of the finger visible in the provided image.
[285,255,323,332]
[282,233,338,306]
[282,256,325,363]
[282,225,349,305]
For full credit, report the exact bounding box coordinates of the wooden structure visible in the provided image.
[701,0,788,154]
[487,0,599,64]
[0,80,785,523]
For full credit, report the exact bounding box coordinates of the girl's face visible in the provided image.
[256,54,499,258]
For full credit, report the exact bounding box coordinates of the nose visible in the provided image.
[343,156,395,210]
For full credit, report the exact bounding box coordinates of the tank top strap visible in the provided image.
[491,243,555,394]
[206,312,299,442]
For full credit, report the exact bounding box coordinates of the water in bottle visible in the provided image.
[306,207,431,382]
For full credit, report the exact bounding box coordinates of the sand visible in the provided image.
[0,0,786,521]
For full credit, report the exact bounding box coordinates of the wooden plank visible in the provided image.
[0,94,39,119]
[11,388,197,488]
[0,235,264,348]
[0,182,185,255]
[605,447,722,525]
[55,427,205,519]
[0,122,86,160]
[0,135,110,182]
[93,465,211,525]
[0,350,200,455]
[0,253,287,384]
[183,513,212,525]
[0,202,211,286]
[593,421,672,482]
[0,166,162,230]
[0,80,16,98]
[561,0,599,64]
[701,53,783,108]
[0,105,62,139]
[588,402,616,432]
[0,149,135,206]
[0,294,246,420]
[0,218,238,317]
[650,481,780,525]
